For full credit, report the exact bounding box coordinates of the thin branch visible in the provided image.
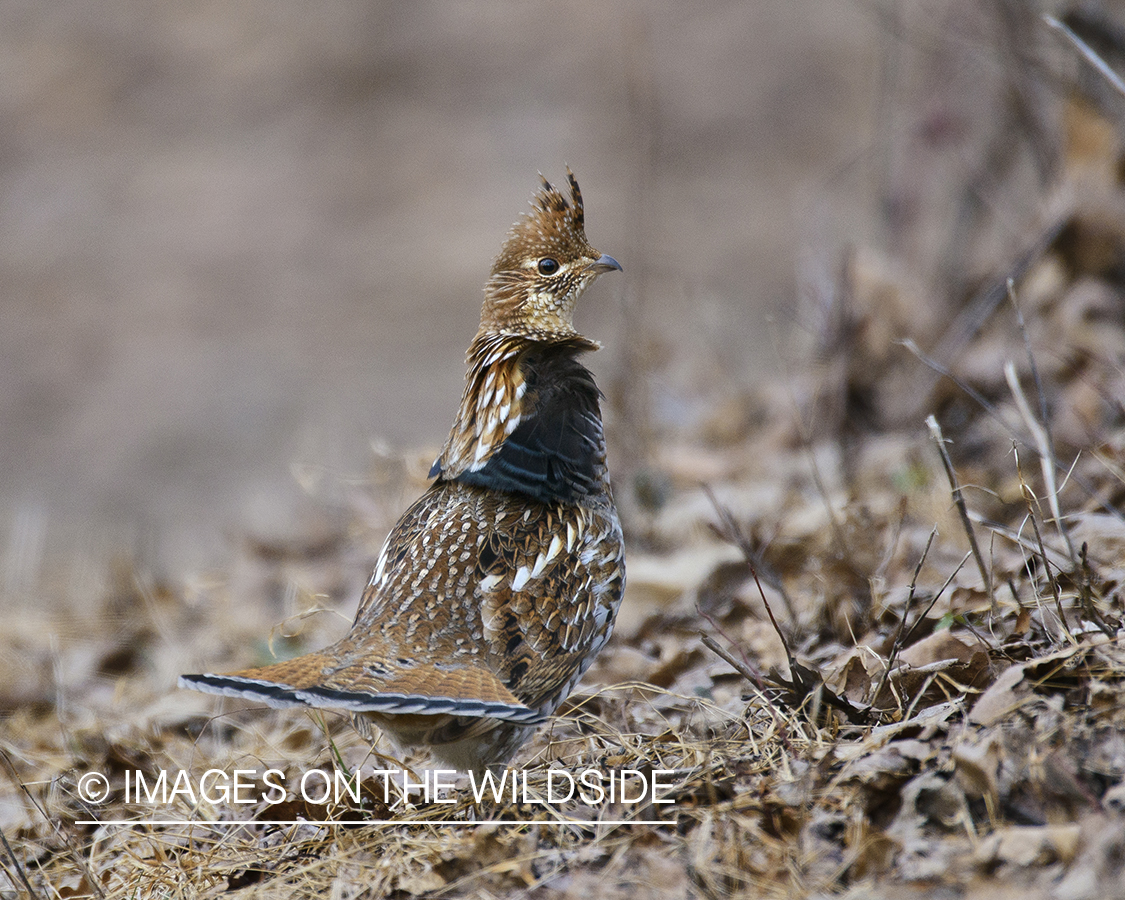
[971,512,1071,571]
[702,485,798,624]
[927,415,993,600]
[872,526,937,707]
[704,487,796,663]
[1044,14,1125,99]
[919,218,1068,404]
[0,825,41,900]
[1005,361,1075,564]
[902,551,972,648]
[903,338,1026,444]
[703,488,872,726]
[1007,280,1079,569]
[1078,541,1117,639]
[905,335,1124,525]
[700,633,762,688]
[1013,444,1074,643]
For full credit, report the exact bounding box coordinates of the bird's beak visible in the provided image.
[587,254,622,275]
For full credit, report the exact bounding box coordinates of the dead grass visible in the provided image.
[6,5,1125,898]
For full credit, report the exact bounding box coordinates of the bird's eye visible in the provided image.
[537,257,560,276]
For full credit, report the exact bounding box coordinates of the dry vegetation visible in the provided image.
[6,5,1125,899]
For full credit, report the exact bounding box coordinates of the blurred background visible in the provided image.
[0,0,1103,578]
[8,4,1125,890]
[0,0,877,575]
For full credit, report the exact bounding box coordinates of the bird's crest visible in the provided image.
[534,169,584,229]
[480,169,617,340]
[489,168,590,278]
[436,170,620,481]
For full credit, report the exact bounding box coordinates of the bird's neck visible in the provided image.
[432,330,608,505]
[436,333,529,479]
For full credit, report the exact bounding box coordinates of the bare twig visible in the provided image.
[875,496,910,584]
[872,526,937,707]
[903,339,1125,526]
[704,487,796,664]
[702,485,798,623]
[903,338,1029,444]
[772,329,854,568]
[1078,542,1117,638]
[927,415,993,601]
[1006,280,1079,568]
[902,550,972,648]
[1013,444,1074,643]
[0,825,42,900]
[703,488,872,726]
[916,218,1068,406]
[971,512,1071,571]
[798,424,851,567]
[1005,361,1076,564]
[1044,14,1125,99]
[700,633,762,689]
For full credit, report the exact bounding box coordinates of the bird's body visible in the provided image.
[181,171,624,775]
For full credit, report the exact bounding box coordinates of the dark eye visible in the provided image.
[537,257,559,276]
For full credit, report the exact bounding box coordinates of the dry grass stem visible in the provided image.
[1006,278,1079,567]
[1043,14,1125,98]
[9,6,1125,896]
[926,415,993,600]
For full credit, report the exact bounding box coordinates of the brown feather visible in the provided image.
[181,172,624,776]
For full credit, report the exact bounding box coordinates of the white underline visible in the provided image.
[78,818,671,827]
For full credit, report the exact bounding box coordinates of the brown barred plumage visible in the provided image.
[181,171,624,775]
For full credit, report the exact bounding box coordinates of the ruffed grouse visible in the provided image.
[181,171,625,776]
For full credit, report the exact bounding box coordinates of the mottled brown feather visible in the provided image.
[181,171,624,776]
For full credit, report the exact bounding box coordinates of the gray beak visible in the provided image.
[587,254,622,275]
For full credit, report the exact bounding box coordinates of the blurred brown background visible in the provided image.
[0,1,880,573]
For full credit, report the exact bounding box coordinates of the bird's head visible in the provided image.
[479,170,621,341]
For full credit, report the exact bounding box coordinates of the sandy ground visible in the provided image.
[0,1,876,574]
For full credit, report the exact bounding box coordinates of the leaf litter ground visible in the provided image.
[6,62,1125,900]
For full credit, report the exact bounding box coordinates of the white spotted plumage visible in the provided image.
[181,170,624,777]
